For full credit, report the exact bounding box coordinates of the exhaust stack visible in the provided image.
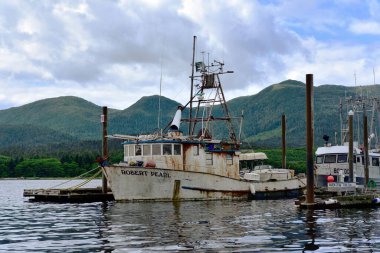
[170,106,182,131]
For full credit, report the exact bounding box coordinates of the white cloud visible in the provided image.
[0,0,380,111]
[349,20,380,35]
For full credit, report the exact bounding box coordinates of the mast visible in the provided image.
[188,36,196,136]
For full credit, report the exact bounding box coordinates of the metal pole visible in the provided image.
[306,74,315,204]
[102,106,108,194]
[189,35,196,136]
[282,114,286,169]
[348,110,354,182]
[363,115,369,185]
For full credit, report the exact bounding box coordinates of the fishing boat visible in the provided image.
[315,95,380,188]
[102,38,306,201]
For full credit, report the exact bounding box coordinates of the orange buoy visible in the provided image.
[327,175,334,183]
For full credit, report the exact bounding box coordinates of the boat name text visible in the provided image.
[121,170,170,178]
[333,168,349,175]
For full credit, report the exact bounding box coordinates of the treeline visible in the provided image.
[255,148,308,173]
[0,146,307,178]
[0,151,123,178]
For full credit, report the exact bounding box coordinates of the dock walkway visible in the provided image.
[24,188,114,202]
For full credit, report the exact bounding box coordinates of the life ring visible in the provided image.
[367,180,377,188]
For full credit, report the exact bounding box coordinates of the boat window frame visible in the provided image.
[128,145,135,157]
[193,145,199,156]
[163,144,172,155]
[324,154,337,163]
[135,145,142,156]
[316,155,324,164]
[206,152,213,165]
[143,144,151,156]
[152,144,161,156]
[173,144,181,155]
[124,145,129,158]
[226,153,233,165]
[337,154,348,163]
[372,157,380,167]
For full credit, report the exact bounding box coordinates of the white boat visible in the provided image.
[239,153,306,199]
[315,144,380,187]
[102,39,306,201]
[315,94,380,188]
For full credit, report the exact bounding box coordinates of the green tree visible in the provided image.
[0,155,11,177]
[15,158,64,177]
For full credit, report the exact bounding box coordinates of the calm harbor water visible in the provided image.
[1,180,380,252]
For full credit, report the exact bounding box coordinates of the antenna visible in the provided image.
[374,67,376,85]
[157,58,163,130]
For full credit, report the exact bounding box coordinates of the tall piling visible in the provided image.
[348,110,354,182]
[282,114,286,169]
[306,74,315,205]
[363,115,369,185]
[102,106,108,194]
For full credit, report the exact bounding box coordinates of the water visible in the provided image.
[1,180,380,252]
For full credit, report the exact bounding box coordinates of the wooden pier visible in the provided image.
[296,193,380,210]
[24,187,114,203]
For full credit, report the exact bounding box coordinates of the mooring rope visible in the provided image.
[48,166,101,189]
[65,169,103,191]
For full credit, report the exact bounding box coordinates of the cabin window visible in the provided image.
[152,144,161,155]
[163,144,172,155]
[193,145,199,156]
[135,145,142,156]
[372,157,379,166]
[128,145,134,157]
[174,144,181,155]
[324,155,336,163]
[226,154,233,165]
[353,155,356,163]
[337,154,347,163]
[316,156,323,164]
[143,145,151,156]
[206,153,213,165]
[356,156,360,163]
[126,145,129,156]
[362,156,365,165]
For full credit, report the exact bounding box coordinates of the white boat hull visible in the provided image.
[103,165,306,201]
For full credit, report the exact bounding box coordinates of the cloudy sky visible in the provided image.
[1,0,380,110]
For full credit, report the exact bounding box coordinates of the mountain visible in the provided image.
[1,80,379,157]
[0,96,103,140]
[109,95,181,135]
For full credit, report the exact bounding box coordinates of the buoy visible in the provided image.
[249,184,256,195]
[372,198,380,204]
[327,175,334,183]
[324,198,338,205]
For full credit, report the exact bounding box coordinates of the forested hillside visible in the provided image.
[1,80,379,158]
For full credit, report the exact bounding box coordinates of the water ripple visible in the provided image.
[2,180,380,252]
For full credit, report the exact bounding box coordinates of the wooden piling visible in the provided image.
[306,74,314,204]
[364,115,369,185]
[102,106,108,194]
[282,114,286,169]
[348,110,354,182]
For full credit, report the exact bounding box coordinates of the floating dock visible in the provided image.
[24,187,114,203]
[296,192,380,210]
